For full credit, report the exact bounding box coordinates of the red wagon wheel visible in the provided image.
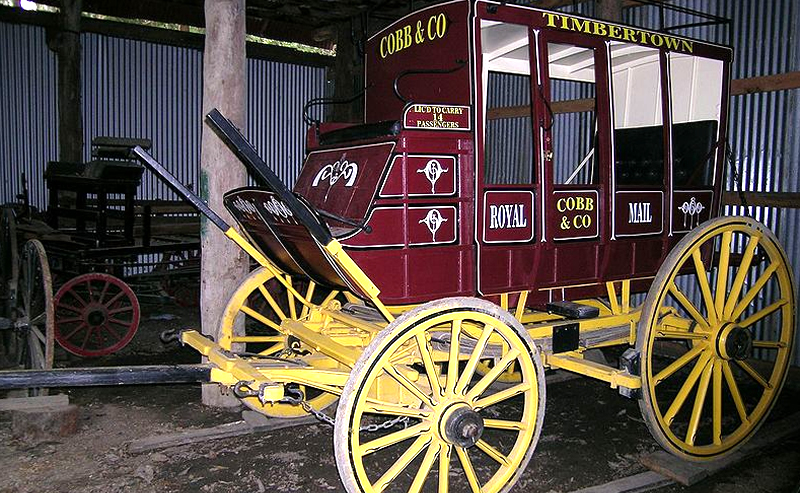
[54,273,140,357]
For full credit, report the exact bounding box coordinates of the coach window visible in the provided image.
[547,42,598,185]
[669,53,723,187]
[609,42,664,187]
[481,21,534,185]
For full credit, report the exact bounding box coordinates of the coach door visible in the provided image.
[475,19,539,295]
[537,32,611,295]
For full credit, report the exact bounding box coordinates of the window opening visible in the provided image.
[547,42,597,186]
[609,42,664,187]
[669,53,723,187]
[481,21,534,185]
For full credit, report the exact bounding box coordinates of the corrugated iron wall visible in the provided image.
[0,22,328,210]
[0,22,59,210]
[625,0,800,366]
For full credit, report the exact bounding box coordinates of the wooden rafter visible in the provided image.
[487,71,800,120]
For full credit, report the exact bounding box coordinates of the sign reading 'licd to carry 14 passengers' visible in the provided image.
[404,104,471,130]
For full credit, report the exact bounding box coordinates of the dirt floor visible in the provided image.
[2,302,799,493]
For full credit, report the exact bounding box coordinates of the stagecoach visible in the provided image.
[130,1,793,491]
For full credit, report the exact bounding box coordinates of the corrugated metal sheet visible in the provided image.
[0,22,327,209]
[0,22,58,212]
[627,0,800,365]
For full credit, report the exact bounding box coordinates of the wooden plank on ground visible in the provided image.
[127,414,317,454]
[640,411,800,486]
[0,394,69,411]
[570,471,673,493]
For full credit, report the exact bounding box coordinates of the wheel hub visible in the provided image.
[715,323,752,361]
[86,304,108,327]
[440,403,484,448]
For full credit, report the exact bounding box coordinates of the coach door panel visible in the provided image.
[538,32,610,293]
[475,20,539,295]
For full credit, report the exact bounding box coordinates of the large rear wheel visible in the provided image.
[638,217,795,460]
[335,297,545,493]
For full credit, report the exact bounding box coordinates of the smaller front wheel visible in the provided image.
[335,297,545,493]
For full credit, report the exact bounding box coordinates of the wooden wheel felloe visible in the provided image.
[637,217,795,460]
[335,297,545,493]
[16,240,55,396]
[54,273,140,357]
[220,267,340,417]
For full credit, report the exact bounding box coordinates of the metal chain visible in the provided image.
[280,388,409,431]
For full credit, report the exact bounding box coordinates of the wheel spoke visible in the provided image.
[723,236,760,319]
[454,447,482,493]
[416,333,443,401]
[722,360,749,425]
[714,231,732,316]
[712,360,723,445]
[455,323,494,395]
[475,439,510,467]
[383,364,436,408]
[286,275,297,320]
[108,306,133,315]
[653,344,704,385]
[734,360,772,389]
[445,319,462,395]
[360,422,430,456]
[692,250,718,325]
[730,263,779,321]
[257,283,287,321]
[656,330,708,340]
[364,399,432,419]
[240,305,282,332]
[408,438,440,493]
[98,281,110,303]
[373,435,430,492]
[30,325,46,344]
[57,302,84,315]
[438,443,451,493]
[258,342,285,355]
[473,382,530,410]
[85,279,96,301]
[108,317,133,327]
[62,322,89,341]
[103,290,125,308]
[737,299,788,329]
[465,348,520,402]
[68,289,88,307]
[483,419,526,431]
[101,323,122,341]
[668,284,709,330]
[29,312,47,326]
[685,357,713,446]
[663,352,711,426]
[80,326,94,349]
[752,340,787,350]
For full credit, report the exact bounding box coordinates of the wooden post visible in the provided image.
[56,0,83,163]
[331,20,363,123]
[596,0,623,22]
[199,0,249,407]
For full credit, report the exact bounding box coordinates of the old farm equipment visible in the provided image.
[0,138,200,361]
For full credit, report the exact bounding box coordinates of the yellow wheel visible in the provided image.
[638,217,795,460]
[220,267,339,417]
[335,297,545,493]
